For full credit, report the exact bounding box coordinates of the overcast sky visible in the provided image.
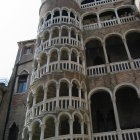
[0,0,41,79]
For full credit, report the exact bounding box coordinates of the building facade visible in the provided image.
[4,0,140,140]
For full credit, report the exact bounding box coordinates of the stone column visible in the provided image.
[59,28,61,44]
[69,83,72,108]
[56,83,60,110]
[40,124,45,140]
[28,130,32,140]
[112,97,123,140]
[115,9,121,24]
[69,50,71,70]
[58,51,61,70]
[76,31,79,46]
[102,41,110,73]
[55,120,59,139]
[81,121,84,140]
[51,11,54,25]
[77,54,80,71]
[79,87,82,107]
[122,38,134,69]
[97,13,102,28]
[49,30,52,46]
[69,119,73,140]
[43,87,47,111]
[68,9,71,24]
[60,10,62,23]
[68,28,71,44]
[46,54,50,72]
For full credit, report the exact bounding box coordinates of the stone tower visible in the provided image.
[6,0,140,140]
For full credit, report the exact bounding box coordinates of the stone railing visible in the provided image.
[93,128,140,140]
[36,37,82,54]
[87,59,140,77]
[26,97,87,122]
[31,61,84,83]
[81,0,119,9]
[38,16,80,32]
[83,15,139,31]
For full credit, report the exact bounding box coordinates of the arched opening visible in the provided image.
[79,54,83,65]
[32,121,41,140]
[71,29,76,38]
[90,91,116,133]
[36,86,44,104]
[71,50,77,62]
[52,28,59,38]
[81,88,85,99]
[118,7,134,18]
[43,31,49,42]
[61,27,68,37]
[81,0,95,5]
[46,13,51,20]
[62,10,68,16]
[60,49,69,60]
[70,11,75,18]
[23,128,29,140]
[73,115,81,134]
[126,32,140,59]
[116,86,140,129]
[44,117,55,139]
[28,93,33,109]
[8,122,19,140]
[53,10,60,17]
[86,39,105,67]
[106,35,128,63]
[100,11,116,21]
[40,53,47,67]
[59,81,69,96]
[83,14,97,25]
[50,50,58,62]
[72,81,79,97]
[47,82,56,99]
[59,115,70,135]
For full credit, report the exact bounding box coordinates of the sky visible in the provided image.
[0,0,41,79]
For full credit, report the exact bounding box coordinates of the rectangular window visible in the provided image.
[25,47,31,54]
[17,75,27,93]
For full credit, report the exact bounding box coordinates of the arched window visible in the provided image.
[50,50,58,62]
[83,14,97,25]
[71,50,77,62]
[72,82,79,97]
[43,31,49,42]
[59,115,70,135]
[36,86,44,104]
[59,81,69,96]
[44,117,55,138]
[8,122,19,140]
[73,115,81,134]
[47,82,56,99]
[52,28,59,38]
[61,27,68,37]
[32,121,41,140]
[60,49,68,60]
[100,11,116,21]
[90,91,116,133]
[40,53,47,67]
[62,10,68,16]
[86,39,105,66]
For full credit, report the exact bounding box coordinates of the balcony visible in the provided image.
[81,0,120,9]
[83,15,138,31]
[26,97,87,123]
[93,128,140,140]
[87,59,140,77]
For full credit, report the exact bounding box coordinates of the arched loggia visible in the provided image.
[116,86,140,129]
[126,31,140,59]
[106,35,128,63]
[90,91,116,133]
[86,39,105,67]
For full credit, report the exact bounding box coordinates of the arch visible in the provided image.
[72,80,80,97]
[114,83,139,97]
[32,121,41,140]
[72,111,83,120]
[71,49,78,62]
[47,81,56,99]
[43,31,49,42]
[125,31,140,59]
[58,112,72,121]
[45,11,51,21]
[59,80,69,97]
[52,26,59,38]
[90,90,116,133]
[59,114,70,135]
[71,28,76,38]
[115,85,140,129]
[61,26,69,37]
[88,87,112,100]
[36,86,44,104]
[62,9,69,16]
[50,49,58,62]
[40,53,47,67]
[105,34,128,63]
[53,8,60,17]
[85,38,105,66]
[44,117,55,138]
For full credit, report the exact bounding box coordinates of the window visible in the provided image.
[17,75,28,93]
[25,47,31,54]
